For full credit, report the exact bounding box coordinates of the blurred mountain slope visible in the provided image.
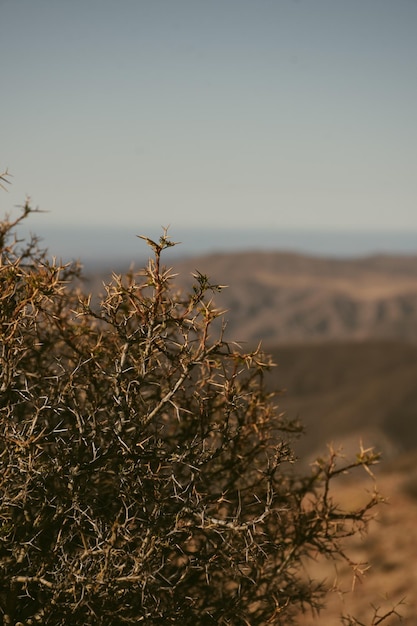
[170,251,417,343]
[266,340,417,460]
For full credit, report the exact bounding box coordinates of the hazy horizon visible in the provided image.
[17,222,417,270]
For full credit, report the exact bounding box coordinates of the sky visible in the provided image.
[1,0,417,258]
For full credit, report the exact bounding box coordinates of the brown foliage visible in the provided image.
[0,186,400,624]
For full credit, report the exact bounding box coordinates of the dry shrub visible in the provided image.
[0,177,401,625]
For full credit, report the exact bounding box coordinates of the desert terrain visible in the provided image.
[173,251,417,624]
[171,251,417,343]
[86,250,417,624]
[269,343,417,625]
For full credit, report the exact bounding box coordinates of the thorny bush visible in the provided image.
[0,174,402,625]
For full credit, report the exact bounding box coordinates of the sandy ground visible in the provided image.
[296,460,417,625]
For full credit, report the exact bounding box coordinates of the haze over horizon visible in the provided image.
[2,0,417,249]
[13,222,416,270]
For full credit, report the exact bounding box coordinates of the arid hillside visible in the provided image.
[169,251,417,343]
[85,252,417,459]
[82,251,417,623]
[266,340,417,460]
[294,455,417,626]
[263,341,417,625]
[169,252,417,624]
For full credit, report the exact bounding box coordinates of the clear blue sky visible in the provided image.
[2,0,417,237]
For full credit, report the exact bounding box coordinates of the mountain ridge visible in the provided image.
[167,250,417,344]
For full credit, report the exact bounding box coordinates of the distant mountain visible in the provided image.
[168,251,417,344]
